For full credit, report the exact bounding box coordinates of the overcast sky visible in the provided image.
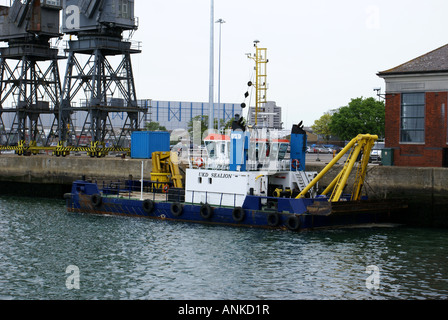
[129,0,448,129]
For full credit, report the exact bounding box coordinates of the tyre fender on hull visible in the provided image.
[91,194,102,207]
[143,199,155,214]
[267,212,280,227]
[286,215,301,231]
[170,202,183,217]
[232,207,245,223]
[200,204,214,219]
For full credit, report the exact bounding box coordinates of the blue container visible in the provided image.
[131,131,170,159]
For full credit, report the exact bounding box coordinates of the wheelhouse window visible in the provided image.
[401,93,425,143]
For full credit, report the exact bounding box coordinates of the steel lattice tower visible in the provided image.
[60,0,145,149]
[0,0,64,149]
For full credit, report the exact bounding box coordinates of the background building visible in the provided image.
[144,100,243,131]
[248,101,283,129]
[0,99,244,139]
[378,43,448,167]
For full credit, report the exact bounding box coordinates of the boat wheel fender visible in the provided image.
[143,199,155,214]
[91,194,102,207]
[286,215,301,231]
[267,212,280,227]
[200,204,214,219]
[170,202,183,217]
[232,207,245,223]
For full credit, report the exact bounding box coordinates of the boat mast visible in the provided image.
[248,41,268,127]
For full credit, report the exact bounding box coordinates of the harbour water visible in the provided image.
[0,195,447,300]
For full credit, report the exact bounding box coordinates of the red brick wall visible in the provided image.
[385,92,447,167]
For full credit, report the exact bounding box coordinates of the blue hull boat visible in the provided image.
[65,123,406,231]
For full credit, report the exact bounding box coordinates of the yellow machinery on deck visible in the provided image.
[151,151,184,190]
[297,134,378,202]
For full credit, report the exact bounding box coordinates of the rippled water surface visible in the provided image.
[1,196,447,300]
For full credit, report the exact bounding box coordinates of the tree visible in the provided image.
[145,121,167,131]
[187,115,226,137]
[187,115,209,138]
[329,97,385,141]
[312,112,332,142]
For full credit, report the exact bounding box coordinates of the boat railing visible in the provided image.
[99,179,185,202]
[187,190,243,208]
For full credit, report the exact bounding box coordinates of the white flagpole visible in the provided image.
[208,0,215,131]
[140,160,144,201]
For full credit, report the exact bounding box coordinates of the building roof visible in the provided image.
[378,43,448,76]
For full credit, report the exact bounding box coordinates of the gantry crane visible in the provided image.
[0,0,64,153]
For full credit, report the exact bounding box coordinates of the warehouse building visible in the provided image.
[143,100,243,131]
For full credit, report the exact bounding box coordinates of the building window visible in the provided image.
[401,93,425,143]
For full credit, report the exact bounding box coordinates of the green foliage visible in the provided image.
[145,121,167,131]
[312,113,332,141]
[329,97,385,141]
[187,115,228,137]
[187,115,209,138]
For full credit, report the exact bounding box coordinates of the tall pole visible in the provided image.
[216,18,225,132]
[208,0,215,130]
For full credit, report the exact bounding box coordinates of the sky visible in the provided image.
[129,0,448,129]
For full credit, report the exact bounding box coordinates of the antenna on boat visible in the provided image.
[247,41,269,127]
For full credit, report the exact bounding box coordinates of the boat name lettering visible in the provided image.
[211,173,233,179]
[198,172,233,179]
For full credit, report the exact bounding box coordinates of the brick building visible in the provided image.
[377,44,448,167]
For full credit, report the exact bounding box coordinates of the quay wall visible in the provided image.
[0,155,153,198]
[0,154,447,227]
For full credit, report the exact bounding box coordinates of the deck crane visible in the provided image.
[297,134,378,202]
[151,151,184,190]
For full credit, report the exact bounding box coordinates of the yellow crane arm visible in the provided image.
[296,134,378,202]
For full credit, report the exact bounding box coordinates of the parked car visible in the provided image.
[370,141,385,162]
[308,144,330,153]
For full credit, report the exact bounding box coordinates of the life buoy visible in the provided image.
[163,184,169,193]
[143,199,155,214]
[195,158,205,168]
[91,194,102,207]
[286,215,301,231]
[200,204,213,219]
[267,212,280,227]
[232,207,245,223]
[291,159,300,170]
[170,202,183,217]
